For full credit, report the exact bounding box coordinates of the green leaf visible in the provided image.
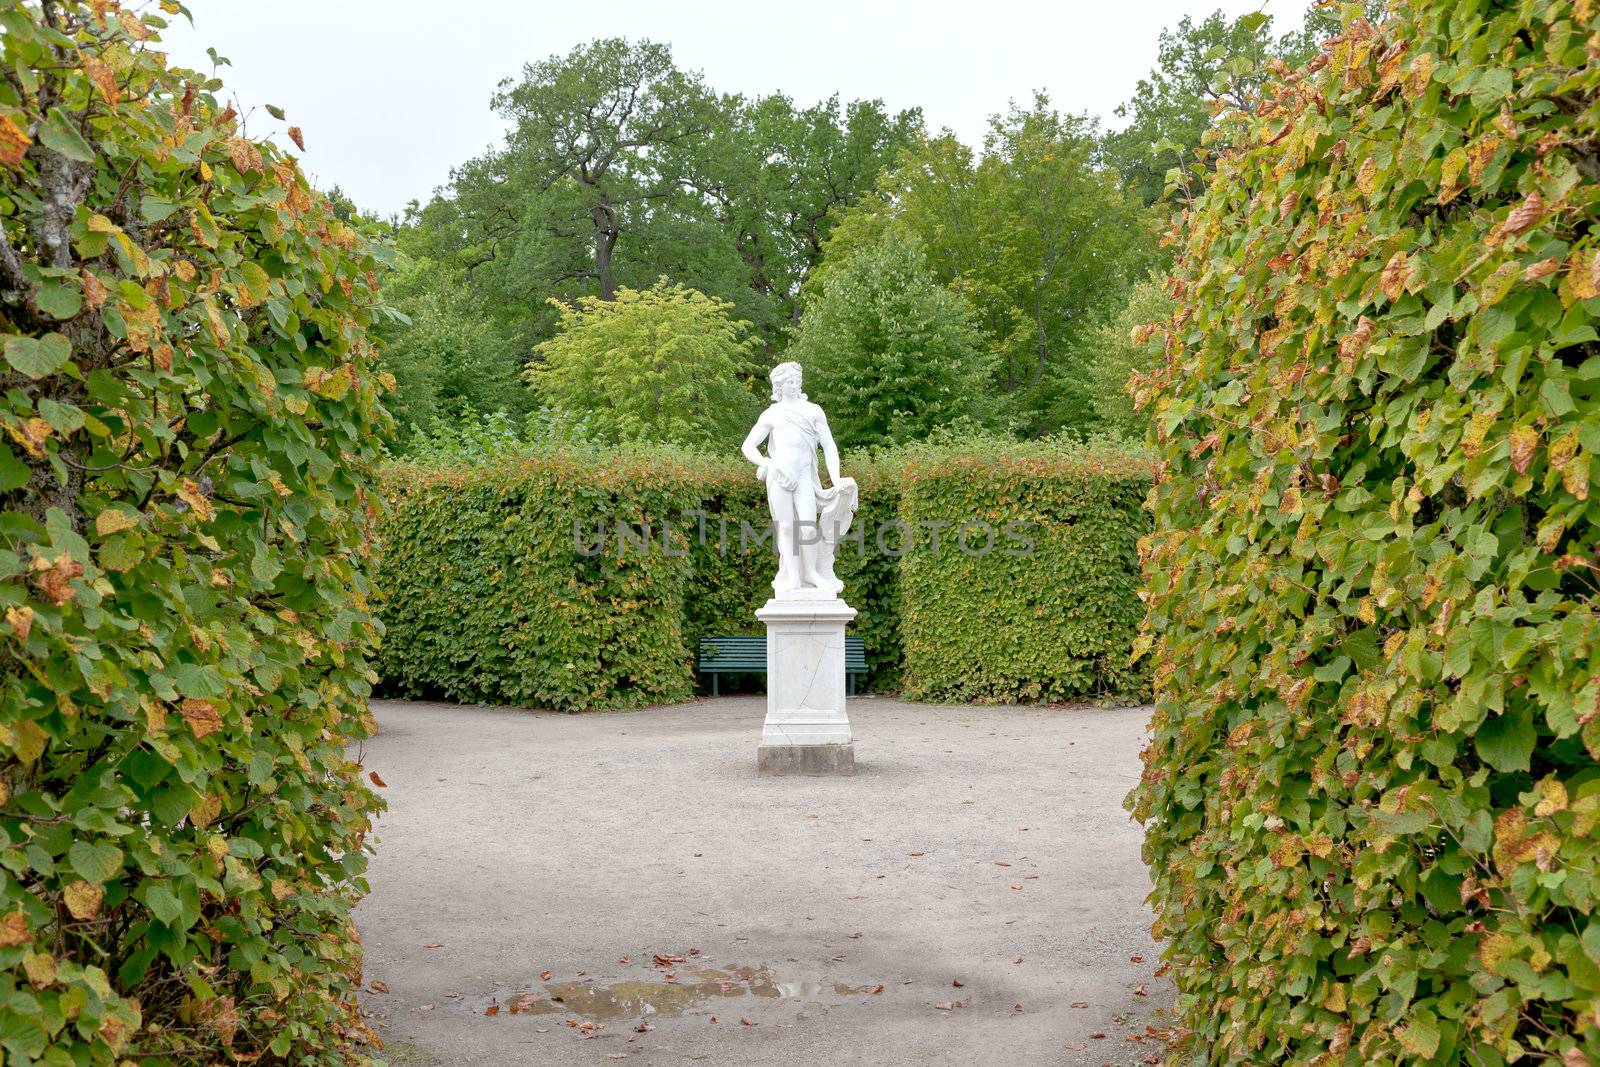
[0,443,27,492]
[3,332,72,378]
[139,195,179,223]
[173,662,225,698]
[266,104,286,120]
[68,840,123,884]
[38,107,95,162]
[1474,707,1535,772]
[143,883,183,926]
[35,280,82,319]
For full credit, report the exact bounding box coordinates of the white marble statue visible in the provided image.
[741,362,858,599]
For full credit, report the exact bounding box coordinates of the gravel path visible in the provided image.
[353,695,1173,1065]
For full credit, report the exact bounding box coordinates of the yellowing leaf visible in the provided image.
[0,909,30,946]
[0,114,31,168]
[95,508,138,536]
[180,697,221,739]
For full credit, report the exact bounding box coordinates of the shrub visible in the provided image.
[1130,3,1600,1063]
[789,232,994,448]
[0,4,388,1063]
[528,281,760,448]
[898,438,1153,703]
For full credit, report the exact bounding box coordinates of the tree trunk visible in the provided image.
[593,202,617,300]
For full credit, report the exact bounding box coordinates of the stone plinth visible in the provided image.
[755,596,855,775]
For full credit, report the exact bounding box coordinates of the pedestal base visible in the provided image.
[755,596,855,772]
[757,742,855,776]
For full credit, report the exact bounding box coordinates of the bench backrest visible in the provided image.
[700,635,866,671]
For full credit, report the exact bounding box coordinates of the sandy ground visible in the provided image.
[352,695,1173,1066]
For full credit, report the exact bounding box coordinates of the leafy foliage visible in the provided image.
[819,100,1161,436]
[0,3,389,1063]
[528,281,760,447]
[378,440,1151,709]
[1079,275,1171,439]
[898,438,1153,703]
[1129,2,1600,1062]
[790,233,993,448]
[382,39,920,431]
[375,449,907,709]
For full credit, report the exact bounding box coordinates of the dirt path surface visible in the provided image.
[354,696,1173,1066]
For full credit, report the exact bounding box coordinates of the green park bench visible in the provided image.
[698,635,867,696]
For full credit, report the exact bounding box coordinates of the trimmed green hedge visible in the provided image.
[376,440,1149,711]
[379,453,699,710]
[1130,3,1600,1063]
[899,443,1153,703]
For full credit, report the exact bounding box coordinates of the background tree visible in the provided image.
[1101,2,1391,206]
[1077,275,1171,439]
[817,97,1159,436]
[789,233,992,448]
[493,37,717,302]
[528,281,758,447]
[0,2,388,1060]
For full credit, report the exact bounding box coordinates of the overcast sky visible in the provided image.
[158,0,1300,218]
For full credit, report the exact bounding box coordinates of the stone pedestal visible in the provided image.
[755,596,855,775]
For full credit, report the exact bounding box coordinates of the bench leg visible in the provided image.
[712,673,719,697]
[848,674,855,695]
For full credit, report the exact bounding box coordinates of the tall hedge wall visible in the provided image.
[1130,3,1600,1063]
[377,451,906,709]
[899,443,1152,703]
[376,441,1148,711]
[379,453,700,710]
[0,5,388,1063]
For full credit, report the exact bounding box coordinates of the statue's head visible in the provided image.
[770,361,805,403]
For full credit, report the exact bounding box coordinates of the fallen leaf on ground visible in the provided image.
[1071,1002,1089,1008]
[688,948,700,956]
[423,942,443,949]
[1065,1042,1085,1051]
[740,1017,756,1026]
[653,953,685,966]
[962,799,974,804]
[1009,884,1023,890]
[484,1000,500,1016]
[1130,954,1144,963]
[870,984,884,994]
[539,970,552,980]
[608,1055,628,1060]
[994,861,1011,867]
[369,980,388,994]
[849,931,862,939]
[1089,1031,1106,1039]
[509,993,541,1012]
[1013,1003,1024,1012]
[368,771,387,787]
[709,1016,717,1024]
[415,1004,433,1012]
[618,955,630,964]
[1133,985,1148,997]
[908,851,925,857]
[1013,957,1023,964]
[933,1001,963,1010]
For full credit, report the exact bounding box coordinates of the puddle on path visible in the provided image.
[489,964,881,1022]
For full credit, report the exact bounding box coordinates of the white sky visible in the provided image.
[158,0,1301,218]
